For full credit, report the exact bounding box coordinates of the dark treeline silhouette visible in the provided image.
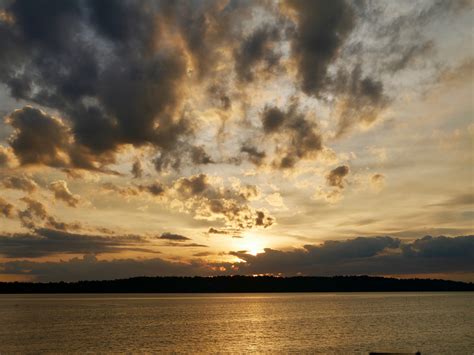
[0,276,473,293]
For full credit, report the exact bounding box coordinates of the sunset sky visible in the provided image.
[0,0,473,282]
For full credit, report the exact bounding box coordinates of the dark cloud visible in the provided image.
[230,235,474,276]
[0,197,15,218]
[234,26,280,82]
[138,181,166,197]
[1,175,37,193]
[284,0,355,95]
[330,66,388,137]
[131,159,143,179]
[208,227,232,235]
[101,181,165,198]
[5,107,115,171]
[190,146,213,165]
[18,196,81,231]
[159,232,191,241]
[255,210,274,228]
[49,180,80,207]
[0,228,156,258]
[326,165,350,189]
[18,196,48,226]
[0,0,193,171]
[0,254,213,282]
[159,0,254,79]
[260,103,323,169]
[175,173,209,196]
[2,235,472,281]
[262,106,286,133]
[240,145,266,166]
[6,107,72,167]
[165,242,209,248]
[193,251,215,257]
[207,83,232,111]
[207,227,243,238]
[402,235,474,258]
[152,151,183,173]
[85,0,156,44]
[0,0,375,172]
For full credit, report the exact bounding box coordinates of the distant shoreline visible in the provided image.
[1,275,473,293]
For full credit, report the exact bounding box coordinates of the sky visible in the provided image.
[0,0,473,282]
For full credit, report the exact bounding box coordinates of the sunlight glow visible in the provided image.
[239,234,265,256]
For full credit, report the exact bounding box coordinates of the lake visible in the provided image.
[0,292,472,353]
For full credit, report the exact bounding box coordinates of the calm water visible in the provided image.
[0,292,472,354]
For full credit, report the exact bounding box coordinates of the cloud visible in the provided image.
[165,242,209,248]
[101,181,165,198]
[262,106,286,133]
[314,187,343,204]
[255,210,274,228]
[49,180,80,207]
[315,165,352,202]
[138,181,166,197]
[208,227,242,238]
[131,159,143,179]
[386,41,434,73]
[401,235,474,258]
[208,227,231,235]
[234,26,280,82]
[101,175,272,231]
[171,174,274,230]
[159,232,191,241]
[437,59,474,86]
[1,175,37,193]
[0,197,15,218]
[2,235,472,281]
[284,0,355,95]
[0,0,193,172]
[326,165,350,189]
[190,146,213,165]
[240,145,266,166]
[330,66,388,137]
[370,173,385,190]
[428,193,474,208]
[230,235,474,276]
[6,107,74,168]
[260,103,323,169]
[18,196,81,231]
[159,0,253,79]
[0,145,16,168]
[18,197,48,227]
[5,107,115,172]
[0,254,214,282]
[348,1,471,77]
[0,228,156,258]
[193,251,215,257]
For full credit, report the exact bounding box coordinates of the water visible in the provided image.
[0,292,472,354]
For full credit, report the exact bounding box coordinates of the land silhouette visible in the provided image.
[0,275,472,293]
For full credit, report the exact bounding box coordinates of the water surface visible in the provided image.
[0,292,472,353]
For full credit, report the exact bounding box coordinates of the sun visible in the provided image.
[238,234,265,256]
